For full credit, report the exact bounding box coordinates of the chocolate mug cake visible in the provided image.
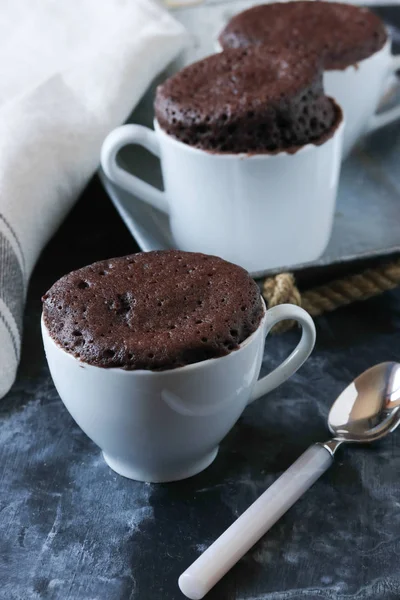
[155,44,341,153]
[42,250,264,370]
[218,1,387,70]
[100,35,344,275]
[41,251,315,482]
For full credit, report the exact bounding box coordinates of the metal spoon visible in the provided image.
[179,362,400,600]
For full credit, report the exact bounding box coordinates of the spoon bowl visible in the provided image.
[328,362,400,443]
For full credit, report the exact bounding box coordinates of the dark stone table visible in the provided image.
[2,7,400,597]
[2,174,400,600]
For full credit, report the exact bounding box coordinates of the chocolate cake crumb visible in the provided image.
[155,44,337,153]
[219,2,387,71]
[42,250,264,371]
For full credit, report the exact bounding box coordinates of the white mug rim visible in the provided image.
[326,37,391,72]
[153,114,344,159]
[41,296,267,377]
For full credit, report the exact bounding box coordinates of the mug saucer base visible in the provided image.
[102,447,219,483]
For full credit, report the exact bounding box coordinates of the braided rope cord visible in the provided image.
[262,258,400,334]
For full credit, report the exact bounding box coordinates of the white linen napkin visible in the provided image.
[0,0,187,398]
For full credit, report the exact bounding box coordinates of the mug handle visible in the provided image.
[367,55,400,134]
[101,124,169,214]
[249,304,316,404]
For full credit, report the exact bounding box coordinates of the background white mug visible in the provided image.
[42,302,316,483]
[101,118,343,274]
[324,39,400,157]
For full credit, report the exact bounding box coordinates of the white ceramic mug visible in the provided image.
[101,118,343,274]
[324,39,400,157]
[42,302,316,483]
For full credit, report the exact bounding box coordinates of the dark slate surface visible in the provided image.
[1,175,400,600]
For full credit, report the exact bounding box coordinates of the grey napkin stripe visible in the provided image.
[0,214,25,359]
[0,311,18,358]
[0,213,26,273]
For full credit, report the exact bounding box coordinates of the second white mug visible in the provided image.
[101,117,343,274]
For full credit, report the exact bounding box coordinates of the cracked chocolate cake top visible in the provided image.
[42,250,264,371]
[155,44,339,153]
[218,2,387,70]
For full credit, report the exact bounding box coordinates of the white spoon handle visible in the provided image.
[179,444,333,600]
